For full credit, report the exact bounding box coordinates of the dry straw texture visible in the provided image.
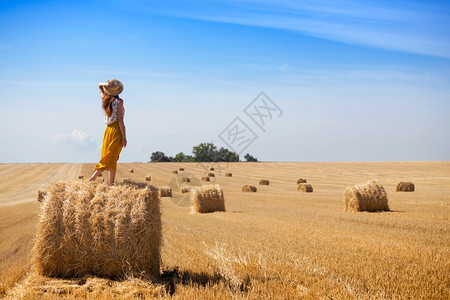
[172,170,178,174]
[225,173,232,177]
[33,180,161,280]
[180,187,191,194]
[121,178,148,188]
[190,185,225,213]
[36,190,47,202]
[5,274,163,299]
[128,169,134,173]
[78,176,84,179]
[396,181,415,192]
[145,176,152,181]
[344,180,389,212]
[159,186,172,197]
[241,185,257,192]
[296,178,307,184]
[181,177,190,183]
[202,177,210,182]
[208,173,215,177]
[259,179,269,185]
[297,183,313,193]
[179,168,184,171]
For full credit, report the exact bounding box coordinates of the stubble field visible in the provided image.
[0,162,449,299]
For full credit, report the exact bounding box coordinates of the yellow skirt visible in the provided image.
[94,121,123,172]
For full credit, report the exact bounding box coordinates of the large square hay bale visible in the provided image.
[181,177,190,183]
[190,185,225,213]
[207,172,215,177]
[225,172,232,177]
[396,181,415,192]
[145,176,152,181]
[344,180,389,212]
[297,183,313,192]
[179,167,184,171]
[201,176,210,182]
[33,180,161,279]
[172,170,178,174]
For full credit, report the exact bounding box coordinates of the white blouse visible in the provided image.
[105,98,124,125]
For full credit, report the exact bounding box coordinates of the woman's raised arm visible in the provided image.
[98,82,109,97]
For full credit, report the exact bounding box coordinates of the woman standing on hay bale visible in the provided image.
[89,79,127,185]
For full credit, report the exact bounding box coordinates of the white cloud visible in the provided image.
[52,129,98,153]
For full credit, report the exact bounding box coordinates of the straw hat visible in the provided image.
[104,79,123,96]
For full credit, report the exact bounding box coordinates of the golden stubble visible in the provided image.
[0,161,449,299]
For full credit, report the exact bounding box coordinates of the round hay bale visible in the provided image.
[259,179,269,185]
[159,186,172,197]
[207,172,215,177]
[172,170,178,174]
[180,187,191,194]
[145,176,152,181]
[242,184,257,192]
[128,168,134,173]
[181,177,190,183]
[179,168,184,171]
[78,175,84,180]
[396,181,415,192]
[33,181,161,279]
[296,178,307,184]
[202,177,210,182]
[191,185,225,213]
[36,190,47,202]
[297,183,313,192]
[209,167,215,171]
[344,180,389,212]
[225,172,232,177]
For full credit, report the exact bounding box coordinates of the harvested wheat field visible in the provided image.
[0,162,449,299]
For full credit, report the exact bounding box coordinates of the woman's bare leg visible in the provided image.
[88,169,103,182]
[109,169,116,186]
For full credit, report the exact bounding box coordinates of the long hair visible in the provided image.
[102,94,116,117]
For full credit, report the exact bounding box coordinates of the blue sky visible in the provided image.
[0,0,449,163]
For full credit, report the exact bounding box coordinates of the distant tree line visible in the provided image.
[150,142,258,162]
